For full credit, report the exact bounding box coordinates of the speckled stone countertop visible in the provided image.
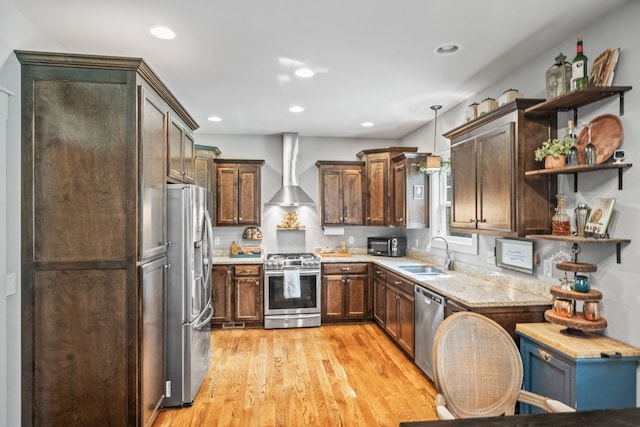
[212,249,553,309]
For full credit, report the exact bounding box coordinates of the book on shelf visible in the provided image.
[584,197,616,237]
[589,48,620,87]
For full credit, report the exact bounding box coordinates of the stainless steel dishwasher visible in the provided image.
[414,284,445,381]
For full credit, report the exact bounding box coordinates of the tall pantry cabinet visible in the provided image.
[17,51,198,427]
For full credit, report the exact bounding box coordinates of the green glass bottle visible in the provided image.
[571,35,588,90]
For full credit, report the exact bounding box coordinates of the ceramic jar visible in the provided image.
[465,103,478,122]
[478,98,498,116]
[498,89,523,106]
[573,275,591,293]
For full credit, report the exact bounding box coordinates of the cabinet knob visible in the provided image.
[479,218,487,223]
[341,267,350,271]
[469,219,476,223]
[255,280,259,286]
[239,217,243,220]
[539,349,552,362]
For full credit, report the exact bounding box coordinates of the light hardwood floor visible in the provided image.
[153,323,438,426]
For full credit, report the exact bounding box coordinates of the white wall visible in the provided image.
[403,1,640,400]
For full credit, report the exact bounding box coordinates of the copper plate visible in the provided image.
[575,114,623,164]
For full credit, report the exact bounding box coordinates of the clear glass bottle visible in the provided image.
[565,120,578,165]
[546,52,572,99]
[571,35,588,90]
[584,123,596,164]
[552,194,571,236]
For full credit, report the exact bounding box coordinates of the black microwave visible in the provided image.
[367,236,407,257]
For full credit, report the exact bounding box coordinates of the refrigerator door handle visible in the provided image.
[202,209,214,306]
[193,300,213,330]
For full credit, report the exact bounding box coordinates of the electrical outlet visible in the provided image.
[6,273,16,296]
[543,258,553,277]
[487,250,496,265]
[214,236,220,245]
[348,236,354,244]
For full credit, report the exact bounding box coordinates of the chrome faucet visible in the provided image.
[426,236,453,270]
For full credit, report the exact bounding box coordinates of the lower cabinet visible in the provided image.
[321,263,369,322]
[211,264,263,328]
[372,266,386,326]
[445,298,548,345]
[384,271,415,357]
[517,323,640,413]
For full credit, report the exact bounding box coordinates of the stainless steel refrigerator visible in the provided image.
[165,184,214,407]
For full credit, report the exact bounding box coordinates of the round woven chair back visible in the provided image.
[432,311,523,418]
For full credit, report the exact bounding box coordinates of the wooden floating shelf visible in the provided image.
[525,163,631,192]
[556,261,597,273]
[526,234,630,244]
[524,86,632,114]
[550,285,602,301]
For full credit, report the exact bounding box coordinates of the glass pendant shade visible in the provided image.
[425,155,442,171]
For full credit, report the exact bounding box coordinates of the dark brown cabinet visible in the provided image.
[321,263,368,322]
[233,264,263,324]
[212,265,232,324]
[213,159,264,226]
[384,271,415,357]
[445,99,557,237]
[391,152,429,228]
[211,264,263,328]
[17,51,198,426]
[194,145,221,216]
[316,161,365,226]
[168,113,196,184]
[357,147,418,226]
[372,266,386,326]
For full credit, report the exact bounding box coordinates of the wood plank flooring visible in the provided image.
[153,323,438,427]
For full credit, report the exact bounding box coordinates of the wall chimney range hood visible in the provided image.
[266,132,316,206]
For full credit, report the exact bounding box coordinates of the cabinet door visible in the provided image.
[212,265,232,324]
[194,147,214,216]
[366,156,388,225]
[168,115,185,182]
[322,275,346,319]
[320,169,344,225]
[342,169,364,225]
[140,258,166,427]
[385,284,399,340]
[392,161,406,227]
[216,165,239,225]
[345,274,367,318]
[477,123,514,231]
[450,136,477,230]
[237,164,260,225]
[139,86,167,261]
[183,130,195,183]
[373,268,386,326]
[234,276,262,322]
[397,289,415,357]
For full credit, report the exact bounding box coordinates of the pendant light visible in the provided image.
[425,104,443,173]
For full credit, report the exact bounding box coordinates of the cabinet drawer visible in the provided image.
[322,263,368,275]
[373,266,386,280]
[386,271,413,295]
[233,264,261,276]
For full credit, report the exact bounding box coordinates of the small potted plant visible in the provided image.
[534,138,573,169]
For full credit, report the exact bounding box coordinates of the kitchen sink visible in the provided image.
[398,265,444,275]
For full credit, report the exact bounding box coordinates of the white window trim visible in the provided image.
[429,167,478,255]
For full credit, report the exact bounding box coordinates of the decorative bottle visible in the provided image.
[584,123,596,164]
[565,120,578,165]
[571,35,588,90]
[552,194,571,236]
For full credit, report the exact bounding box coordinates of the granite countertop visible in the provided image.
[213,252,553,309]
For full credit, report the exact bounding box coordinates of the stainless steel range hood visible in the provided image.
[266,132,316,206]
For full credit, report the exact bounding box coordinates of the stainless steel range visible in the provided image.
[264,253,321,329]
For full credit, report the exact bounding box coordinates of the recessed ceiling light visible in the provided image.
[150,26,176,40]
[434,43,461,56]
[295,68,314,78]
[207,116,222,122]
[361,122,374,127]
[289,105,304,113]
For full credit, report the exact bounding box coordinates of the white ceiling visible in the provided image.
[9,0,628,138]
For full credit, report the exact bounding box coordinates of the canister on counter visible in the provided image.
[478,97,498,116]
[465,102,478,122]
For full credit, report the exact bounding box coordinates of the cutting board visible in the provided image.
[516,322,640,358]
[315,249,351,257]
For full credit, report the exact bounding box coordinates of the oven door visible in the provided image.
[264,269,320,315]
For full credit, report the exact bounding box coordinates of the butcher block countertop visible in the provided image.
[516,322,640,359]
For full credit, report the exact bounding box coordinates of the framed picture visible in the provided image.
[585,197,616,237]
[495,238,535,275]
[413,184,424,199]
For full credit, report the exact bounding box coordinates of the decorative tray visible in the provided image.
[575,114,622,164]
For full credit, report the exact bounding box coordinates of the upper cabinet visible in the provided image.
[445,99,557,237]
[357,147,418,226]
[315,161,365,226]
[168,113,196,184]
[194,145,221,216]
[391,152,429,228]
[213,159,264,226]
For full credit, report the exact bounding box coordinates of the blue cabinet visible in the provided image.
[516,323,640,413]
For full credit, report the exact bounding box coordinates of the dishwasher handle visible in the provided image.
[414,284,444,305]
